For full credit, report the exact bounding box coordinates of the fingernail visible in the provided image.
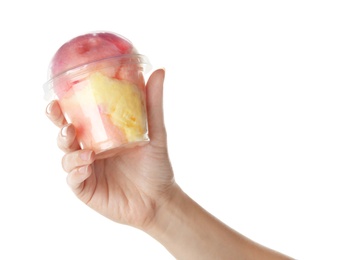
[46,102,53,115]
[80,151,93,161]
[61,125,68,137]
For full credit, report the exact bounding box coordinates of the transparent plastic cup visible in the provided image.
[43,54,151,159]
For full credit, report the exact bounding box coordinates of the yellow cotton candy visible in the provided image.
[89,72,147,142]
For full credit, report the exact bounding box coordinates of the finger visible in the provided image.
[46,100,67,128]
[62,150,95,173]
[57,124,81,152]
[66,165,93,192]
[146,68,167,145]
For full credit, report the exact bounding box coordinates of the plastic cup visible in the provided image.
[43,50,151,159]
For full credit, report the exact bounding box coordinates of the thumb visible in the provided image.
[146,68,167,146]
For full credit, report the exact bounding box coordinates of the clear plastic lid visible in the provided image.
[42,31,152,101]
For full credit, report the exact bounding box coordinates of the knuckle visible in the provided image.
[61,153,73,172]
[61,154,69,172]
[61,150,84,173]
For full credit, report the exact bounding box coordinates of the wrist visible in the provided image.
[142,183,187,238]
[143,184,205,259]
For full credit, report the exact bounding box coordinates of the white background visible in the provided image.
[1,1,340,259]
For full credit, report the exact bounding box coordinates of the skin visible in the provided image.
[46,69,294,260]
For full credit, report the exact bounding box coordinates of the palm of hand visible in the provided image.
[75,143,174,229]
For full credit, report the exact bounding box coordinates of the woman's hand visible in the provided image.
[46,69,176,230]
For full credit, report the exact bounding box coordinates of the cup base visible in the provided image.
[94,139,150,160]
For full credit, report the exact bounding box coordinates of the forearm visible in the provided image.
[145,185,293,260]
